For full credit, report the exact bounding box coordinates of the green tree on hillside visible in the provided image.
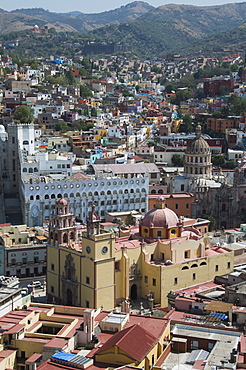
[13,105,34,123]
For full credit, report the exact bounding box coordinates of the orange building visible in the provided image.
[148,193,194,218]
[206,116,246,133]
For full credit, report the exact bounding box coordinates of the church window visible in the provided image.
[115,261,120,271]
[192,273,196,280]
[45,194,49,199]
[222,204,226,212]
[30,195,34,201]
[86,276,90,284]
[174,277,178,285]
[227,262,231,269]
[184,250,190,259]
[152,278,156,286]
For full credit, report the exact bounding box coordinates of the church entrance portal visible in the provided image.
[67,288,73,306]
[130,284,137,300]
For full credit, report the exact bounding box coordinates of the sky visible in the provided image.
[2,0,246,13]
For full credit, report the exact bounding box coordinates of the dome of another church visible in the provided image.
[186,125,210,155]
[140,196,179,229]
[57,198,68,206]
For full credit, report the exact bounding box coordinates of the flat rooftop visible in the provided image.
[172,324,241,370]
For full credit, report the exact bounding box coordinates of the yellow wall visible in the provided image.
[0,350,16,370]
[47,224,234,309]
[95,346,136,366]
[14,339,45,359]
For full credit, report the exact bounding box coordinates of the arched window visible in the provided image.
[23,168,27,173]
[36,195,40,200]
[200,261,207,266]
[88,192,92,196]
[23,140,29,145]
[158,189,163,194]
[101,191,105,195]
[76,192,80,197]
[181,266,189,270]
[107,190,111,195]
[45,194,49,199]
[222,203,226,212]
[28,168,33,173]
[124,189,128,194]
[34,167,38,172]
[151,189,156,194]
[64,193,68,198]
[51,194,55,199]
[30,195,34,200]
[94,191,99,196]
[191,264,198,268]
[57,193,62,198]
[70,193,74,197]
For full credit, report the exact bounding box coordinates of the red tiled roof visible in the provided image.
[26,353,42,363]
[0,350,16,358]
[96,324,158,362]
[6,323,25,334]
[43,337,67,349]
[71,172,88,181]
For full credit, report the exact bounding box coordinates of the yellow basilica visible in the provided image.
[47,197,234,309]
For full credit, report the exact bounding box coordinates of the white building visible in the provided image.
[21,175,149,227]
[5,243,46,278]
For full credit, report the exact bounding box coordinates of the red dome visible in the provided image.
[57,198,68,206]
[140,207,179,229]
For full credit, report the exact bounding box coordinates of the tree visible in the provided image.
[179,114,193,133]
[202,214,216,231]
[224,160,237,169]
[211,154,225,167]
[171,154,184,167]
[80,84,93,98]
[55,121,69,133]
[65,69,77,85]
[13,105,34,123]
